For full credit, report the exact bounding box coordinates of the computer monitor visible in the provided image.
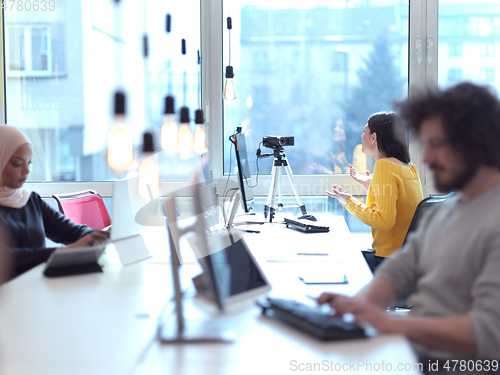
[232,132,254,213]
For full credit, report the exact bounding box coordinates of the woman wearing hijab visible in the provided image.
[0,125,109,279]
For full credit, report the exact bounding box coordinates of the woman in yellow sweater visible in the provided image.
[326,111,423,272]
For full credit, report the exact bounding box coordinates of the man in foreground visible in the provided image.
[318,82,500,365]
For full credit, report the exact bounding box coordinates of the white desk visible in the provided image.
[135,215,421,375]
[243,215,373,297]
[0,216,421,375]
[0,256,171,375]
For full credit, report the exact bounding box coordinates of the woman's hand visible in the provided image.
[309,162,332,174]
[330,152,348,173]
[325,184,352,204]
[349,164,372,191]
[66,230,110,249]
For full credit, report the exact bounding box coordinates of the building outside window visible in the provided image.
[481,67,495,82]
[481,41,495,57]
[6,25,52,76]
[447,68,462,82]
[448,42,462,57]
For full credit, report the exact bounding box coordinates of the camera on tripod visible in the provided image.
[262,136,294,149]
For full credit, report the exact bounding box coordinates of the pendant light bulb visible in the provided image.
[223,66,237,100]
[194,125,206,152]
[178,107,193,156]
[194,109,206,153]
[161,96,178,154]
[108,91,133,170]
[138,132,160,200]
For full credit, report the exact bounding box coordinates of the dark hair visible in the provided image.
[395,82,500,168]
[367,111,410,164]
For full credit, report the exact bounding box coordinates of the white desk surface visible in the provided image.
[0,256,171,375]
[135,215,421,375]
[0,215,422,375]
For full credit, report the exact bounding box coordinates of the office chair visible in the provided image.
[403,192,455,245]
[394,192,455,310]
[52,190,111,230]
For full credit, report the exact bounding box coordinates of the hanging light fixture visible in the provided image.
[108,91,134,170]
[161,95,178,153]
[107,1,133,171]
[160,14,178,154]
[178,107,193,156]
[223,66,236,101]
[178,38,193,156]
[193,109,206,153]
[223,16,236,100]
[138,132,160,200]
[194,50,206,153]
[137,1,160,199]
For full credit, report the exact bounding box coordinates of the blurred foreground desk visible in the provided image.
[0,216,421,375]
[136,215,422,375]
[0,248,171,375]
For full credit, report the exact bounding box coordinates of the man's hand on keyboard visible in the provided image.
[316,293,393,333]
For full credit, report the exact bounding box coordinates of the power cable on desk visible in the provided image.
[247,140,263,188]
[222,187,238,228]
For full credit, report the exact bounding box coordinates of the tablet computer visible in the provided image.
[43,245,107,277]
[189,232,272,310]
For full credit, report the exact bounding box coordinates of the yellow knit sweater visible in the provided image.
[345,159,423,258]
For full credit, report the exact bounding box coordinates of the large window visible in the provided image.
[3,1,201,184]
[3,0,500,197]
[222,1,409,184]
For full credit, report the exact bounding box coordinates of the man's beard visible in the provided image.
[431,157,478,193]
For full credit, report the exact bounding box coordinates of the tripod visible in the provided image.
[264,147,307,222]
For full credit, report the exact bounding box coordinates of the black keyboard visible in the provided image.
[265,297,366,341]
[284,218,329,233]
